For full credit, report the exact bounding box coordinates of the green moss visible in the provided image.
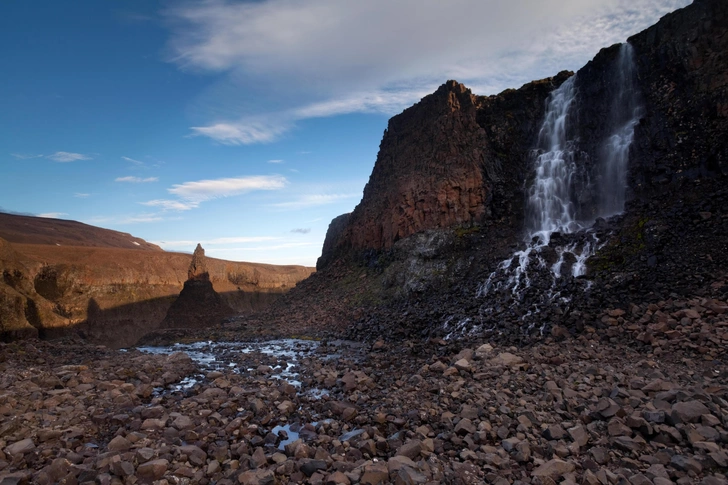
[454,225,480,238]
[288,335,320,341]
[587,217,649,274]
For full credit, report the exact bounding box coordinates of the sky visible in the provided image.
[0,0,691,266]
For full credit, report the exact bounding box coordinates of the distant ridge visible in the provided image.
[0,212,163,251]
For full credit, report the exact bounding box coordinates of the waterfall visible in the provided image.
[598,43,642,217]
[478,42,642,298]
[526,75,584,246]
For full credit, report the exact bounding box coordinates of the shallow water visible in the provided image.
[136,338,321,391]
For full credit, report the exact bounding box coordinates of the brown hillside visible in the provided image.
[0,212,163,250]
[0,213,315,347]
[0,241,314,348]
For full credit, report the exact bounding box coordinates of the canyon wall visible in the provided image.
[0,226,314,347]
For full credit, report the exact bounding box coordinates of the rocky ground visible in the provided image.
[1,291,727,485]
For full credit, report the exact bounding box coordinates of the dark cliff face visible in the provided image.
[316,213,351,270]
[569,0,728,197]
[629,0,728,188]
[319,0,727,271]
[343,80,491,251]
[319,74,571,266]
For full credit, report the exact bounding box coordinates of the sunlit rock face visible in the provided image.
[0,216,315,347]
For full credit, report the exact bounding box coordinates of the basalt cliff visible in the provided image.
[0,214,314,347]
[262,0,728,343]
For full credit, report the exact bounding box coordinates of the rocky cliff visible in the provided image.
[321,73,571,264]
[0,219,314,347]
[293,0,728,342]
[320,0,727,268]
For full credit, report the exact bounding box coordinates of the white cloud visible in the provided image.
[10,153,43,160]
[168,175,288,201]
[122,156,145,166]
[152,236,279,247]
[38,212,68,219]
[210,242,316,252]
[267,159,284,164]
[74,193,90,198]
[141,199,199,211]
[190,120,290,145]
[119,214,164,224]
[272,192,360,209]
[291,228,311,234]
[166,0,690,143]
[140,175,288,212]
[116,176,159,183]
[85,213,167,225]
[48,152,91,162]
[192,89,433,145]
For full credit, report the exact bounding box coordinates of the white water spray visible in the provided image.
[527,75,584,244]
[479,42,642,298]
[599,43,642,217]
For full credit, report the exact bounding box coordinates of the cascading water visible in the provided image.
[478,74,591,298]
[599,43,642,218]
[526,75,583,245]
[468,42,642,336]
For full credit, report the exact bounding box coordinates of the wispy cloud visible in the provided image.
[152,236,279,247]
[120,214,164,224]
[272,192,360,209]
[168,175,288,201]
[166,0,690,144]
[122,156,145,166]
[38,212,68,219]
[0,207,35,216]
[10,153,43,160]
[141,175,288,212]
[189,89,432,145]
[291,228,311,234]
[267,159,284,164]
[86,213,167,225]
[141,199,199,211]
[74,193,91,198]
[210,242,317,252]
[190,120,290,145]
[116,176,159,183]
[47,151,91,162]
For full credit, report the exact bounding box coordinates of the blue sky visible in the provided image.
[0,0,690,266]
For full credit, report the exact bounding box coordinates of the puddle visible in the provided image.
[136,338,367,399]
[339,428,364,442]
[271,424,300,450]
[136,339,321,391]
